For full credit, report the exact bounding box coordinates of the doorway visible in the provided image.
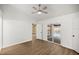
[47,24,61,44]
[32,24,37,40]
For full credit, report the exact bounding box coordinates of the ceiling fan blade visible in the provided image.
[32,11,38,14]
[38,4,41,7]
[43,6,47,10]
[32,12,36,14]
[32,7,37,10]
[42,11,48,14]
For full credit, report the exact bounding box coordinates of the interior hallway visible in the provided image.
[0,39,78,55]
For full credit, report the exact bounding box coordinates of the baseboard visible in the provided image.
[73,49,79,53]
[38,39,79,54]
[3,39,32,48]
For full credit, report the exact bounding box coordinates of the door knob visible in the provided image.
[72,35,75,37]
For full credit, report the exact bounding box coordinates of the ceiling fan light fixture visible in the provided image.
[32,4,48,14]
[37,11,42,14]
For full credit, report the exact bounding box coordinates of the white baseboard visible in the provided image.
[2,39,79,53]
[39,39,79,53]
[3,39,32,48]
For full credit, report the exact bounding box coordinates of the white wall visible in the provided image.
[37,12,79,53]
[0,10,2,48]
[2,6,34,48]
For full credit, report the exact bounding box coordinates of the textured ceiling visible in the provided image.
[1,4,79,21]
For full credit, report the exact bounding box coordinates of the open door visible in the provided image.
[47,24,53,41]
[52,24,61,44]
[32,24,37,40]
[47,24,61,44]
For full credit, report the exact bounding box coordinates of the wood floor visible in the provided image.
[0,39,79,55]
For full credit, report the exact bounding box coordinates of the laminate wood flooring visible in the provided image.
[0,39,79,55]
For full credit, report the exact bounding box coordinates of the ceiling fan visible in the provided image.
[32,4,48,14]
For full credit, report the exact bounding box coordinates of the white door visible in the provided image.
[43,24,47,41]
[72,18,79,53]
[72,30,79,52]
[37,24,43,40]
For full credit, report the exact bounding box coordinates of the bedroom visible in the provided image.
[0,4,79,55]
